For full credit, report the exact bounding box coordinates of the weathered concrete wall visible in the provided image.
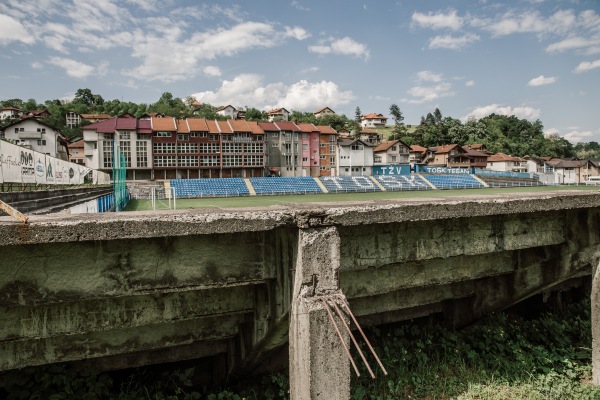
[0,190,599,381]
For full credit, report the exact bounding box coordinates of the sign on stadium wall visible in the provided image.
[416,165,474,174]
[474,169,531,179]
[0,140,100,185]
[372,165,411,176]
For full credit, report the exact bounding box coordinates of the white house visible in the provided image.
[216,105,238,119]
[0,107,21,121]
[373,139,410,165]
[267,108,290,122]
[336,138,374,176]
[3,118,68,160]
[360,113,387,129]
[487,153,527,173]
[313,107,335,118]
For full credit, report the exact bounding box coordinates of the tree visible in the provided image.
[389,103,407,140]
[73,88,103,107]
[244,107,267,121]
[354,106,362,122]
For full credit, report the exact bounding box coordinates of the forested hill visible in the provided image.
[0,88,589,159]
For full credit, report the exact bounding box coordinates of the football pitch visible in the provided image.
[124,185,599,211]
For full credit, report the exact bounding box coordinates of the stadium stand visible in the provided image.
[376,175,431,191]
[319,176,382,193]
[170,178,249,198]
[476,175,544,187]
[249,176,323,195]
[421,174,485,189]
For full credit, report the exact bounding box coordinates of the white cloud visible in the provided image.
[191,74,354,111]
[47,57,95,78]
[300,66,320,74]
[291,1,310,11]
[31,61,43,69]
[404,83,454,104]
[528,75,557,86]
[546,37,596,53]
[285,26,310,40]
[308,36,370,60]
[203,66,222,77]
[429,33,480,49]
[411,10,463,31]
[466,104,541,121]
[0,13,34,45]
[561,129,594,143]
[573,59,600,73]
[416,70,443,82]
[465,80,476,87]
[477,10,576,37]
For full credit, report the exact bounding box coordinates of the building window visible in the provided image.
[351,143,363,151]
[104,133,112,140]
[120,131,131,140]
[153,155,176,167]
[153,131,172,137]
[190,132,198,137]
[302,144,308,151]
[119,140,131,167]
[103,141,112,168]
[177,156,198,167]
[209,134,218,141]
[199,143,220,153]
[244,155,263,166]
[177,134,189,141]
[136,141,147,168]
[37,139,46,146]
[271,133,278,138]
[330,156,335,164]
[153,143,176,153]
[200,155,219,166]
[302,157,308,162]
[177,143,198,153]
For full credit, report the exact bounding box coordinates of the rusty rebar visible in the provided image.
[327,298,375,379]
[320,297,361,377]
[336,294,388,376]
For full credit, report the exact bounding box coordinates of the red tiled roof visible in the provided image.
[362,113,387,120]
[434,144,459,154]
[374,140,399,152]
[137,119,152,134]
[246,121,265,134]
[267,107,289,114]
[228,119,252,132]
[257,121,279,131]
[115,117,136,130]
[217,120,233,134]
[410,145,427,153]
[151,117,177,131]
[187,118,209,132]
[68,139,84,148]
[177,119,190,133]
[314,107,334,114]
[296,123,319,133]
[82,117,117,133]
[487,152,524,162]
[206,120,220,134]
[274,121,301,131]
[316,125,338,134]
[360,128,378,134]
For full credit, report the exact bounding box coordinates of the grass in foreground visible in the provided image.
[124,185,600,211]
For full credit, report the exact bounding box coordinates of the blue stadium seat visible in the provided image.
[420,174,484,189]
[170,178,249,198]
[376,175,431,191]
[319,176,382,193]
[249,177,323,195]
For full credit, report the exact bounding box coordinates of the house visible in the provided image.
[360,113,387,129]
[271,121,303,176]
[462,147,490,169]
[3,117,68,160]
[409,145,428,166]
[0,107,21,121]
[337,138,374,176]
[26,109,51,119]
[65,112,110,128]
[216,105,238,119]
[373,139,410,165]
[546,159,584,184]
[267,108,290,122]
[425,144,467,167]
[296,123,321,177]
[487,153,528,173]
[357,128,383,146]
[581,159,600,181]
[68,139,85,165]
[316,125,338,176]
[314,107,335,118]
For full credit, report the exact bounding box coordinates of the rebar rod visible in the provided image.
[335,294,388,375]
[320,297,360,377]
[327,298,375,379]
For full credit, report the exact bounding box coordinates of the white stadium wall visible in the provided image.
[0,140,109,185]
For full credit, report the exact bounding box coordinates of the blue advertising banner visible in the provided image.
[416,165,474,174]
[474,169,531,179]
[372,165,411,176]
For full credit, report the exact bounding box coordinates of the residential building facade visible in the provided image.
[3,118,68,160]
[373,139,410,165]
[337,138,374,176]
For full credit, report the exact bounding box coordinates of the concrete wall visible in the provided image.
[0,190,599,388]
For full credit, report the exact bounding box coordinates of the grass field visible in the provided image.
[124,185,599,211]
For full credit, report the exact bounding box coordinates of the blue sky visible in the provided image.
[1,0,599,143]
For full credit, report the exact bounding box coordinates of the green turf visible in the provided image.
[124,185,599,211]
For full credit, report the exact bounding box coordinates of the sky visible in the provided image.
[0,0,599,144]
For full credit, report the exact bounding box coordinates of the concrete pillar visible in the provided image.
[593,261,600,384]
[289,227,350,400]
